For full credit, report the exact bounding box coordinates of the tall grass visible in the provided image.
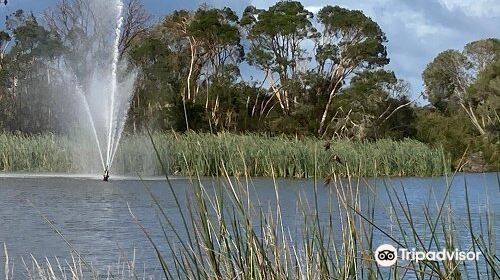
[0,133,72,172]
[137,136,497,280]
[0,132,449,177]
[3,244,149,280]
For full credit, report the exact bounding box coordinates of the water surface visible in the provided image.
[0,173,498,278]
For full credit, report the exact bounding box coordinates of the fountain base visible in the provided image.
[103,168,110,182]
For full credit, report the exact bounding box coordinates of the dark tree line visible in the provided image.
[0,0,498,169]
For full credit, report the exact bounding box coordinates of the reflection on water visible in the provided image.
[0,172,498,278]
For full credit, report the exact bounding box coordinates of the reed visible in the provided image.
[0,133,72,172]
[0,132,449,178]
[138,135,498,280]
[2,245,148,280]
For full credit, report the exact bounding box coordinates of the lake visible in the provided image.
[0,173,498,279]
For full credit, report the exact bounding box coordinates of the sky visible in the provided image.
[1,0,499,100]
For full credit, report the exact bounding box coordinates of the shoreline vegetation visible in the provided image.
[0,132,450,178]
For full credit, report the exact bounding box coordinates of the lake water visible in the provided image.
[0,173,498,279]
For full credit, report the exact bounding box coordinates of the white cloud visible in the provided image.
[393,11,453,38]
[438,0,500,17]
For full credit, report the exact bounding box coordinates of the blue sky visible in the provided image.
[1,0,499,100]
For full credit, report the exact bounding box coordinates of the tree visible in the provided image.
[423,38,500,135]
[128,37,178,130]
[160,7,242,99]
[464,38,500,74]
[242,1,315,115]
[326,70,414,139]
[464,39,500,137]
[188,7,244,129]
[422,50,470,113]
[1,10,65,132]
[119,0,151,56]
[0,31,10,70]
[314,6,389,135]
[157,6,243,130]
[467,58,500,136]
[188,7,243,78]
[44,0,151,84]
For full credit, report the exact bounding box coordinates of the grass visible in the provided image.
[0,133,72,172]
[0,132,449,177]
[3,243,143,280]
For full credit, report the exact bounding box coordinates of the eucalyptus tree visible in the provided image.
[158,6,243,130]
[128,36,178,130]
[423,38,499,135]
[422,50,467,113]
[467,58,500,138]
[1,10,65,132]
[160,7,242,99]
[331,69,415,139]
[188,7,244,131]
[0,31,12,129]
[314,6,389,136]
[188,7,243,78]
[241,1,316,115]
[44,0,150,87]
[0,31,10,70]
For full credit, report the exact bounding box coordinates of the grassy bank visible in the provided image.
[0,132,449,177]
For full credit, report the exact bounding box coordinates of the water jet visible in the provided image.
[59,0,136,178]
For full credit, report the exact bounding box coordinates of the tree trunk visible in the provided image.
[318,77,343,136]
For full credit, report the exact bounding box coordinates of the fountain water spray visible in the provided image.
[103,1,125,181]
[59,0,136,181]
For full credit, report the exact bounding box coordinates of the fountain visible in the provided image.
[60,0,137,181]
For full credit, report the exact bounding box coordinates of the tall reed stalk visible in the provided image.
[0,132,449,178]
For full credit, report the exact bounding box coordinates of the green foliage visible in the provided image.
[415,110,474,161]
[322,70,416,139]
[464,38,500,72]
[0,132,448,177]
[6,9,65,62]
[242,1,316,114]
[317,6,389,68]
[422,50,469,112]
[201,75,251,132]
[312,5,390,135]
[128,37,179,130]
[0,10,68,133]
[467,58,500,136]
[421,39,499,168]
[189,6,244,74]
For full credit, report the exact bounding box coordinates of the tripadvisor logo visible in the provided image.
[374,244,481,267]
[375,244,397,267]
